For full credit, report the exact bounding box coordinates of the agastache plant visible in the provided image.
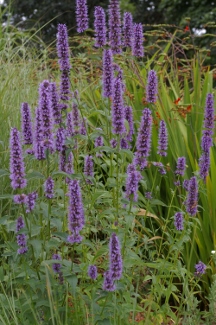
[21,102,33,145]
[76,0,89,33]
[146,70,158,103]
[67,179,85,243]
[157,120,168,156]
[123,12,133,48]
[108,0,122,54]
[9,128,27,189]
[88,265,98,280]
[94,6,106,47]
[132,23,144,57]
[175,157,186,176]
[102,49,114,98]
[134,108,153,170]
[16,217,27,254]
[26,192,38,213]
[125,106,134,142]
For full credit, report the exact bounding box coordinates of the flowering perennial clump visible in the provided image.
[10,128,27,189]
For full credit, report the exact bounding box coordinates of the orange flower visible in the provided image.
[184,26,190,32]
[174,97,181,104]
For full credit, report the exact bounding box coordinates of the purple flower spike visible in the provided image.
[146,70,158,103]
[102,49,114,98]
[84,155,94,183]
[16,232,28,254]
[186,176,198,216]
[60,70,71,103]
[72,103,80,128]
[88,265,98,280]
[34,107,45,160]
[50,82,62,124]
[9,128,27,189]
[76,0,89,33]
[174,212,184,231]
[123,12,133,48]
[175,157,186,176]
[56,127,65,152]
[80,118,87,135]
[44,177,54,199]
[183,179,189,191]
[152,161,166,175]
[109,233,123,280]
[95,135,104,147]
[26,191,38,213]
[108,0,122,54]
[67,180,85,244]
[112,78,125,135]
[199,93,215,180]
[21,102,33,145]
[204,93,214,132]
[14,194,27,205]
[57,24,71,71]
[16,216,25,232]
[157,120,168,156]
[134,108,152,169]
[132,23,144,57]
[199,151,210,180]
[195,261,207,277]
[145,192,152,200]
[103,271,116,291]
[66,112,75,137]
[94,6,106,47]
[125,163,142,202]
[39,80,55,153]
[52,254,61,273]
[120,138,129,149]
[125,106,134,142]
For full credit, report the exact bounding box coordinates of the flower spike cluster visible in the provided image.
[125,163,142,202]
